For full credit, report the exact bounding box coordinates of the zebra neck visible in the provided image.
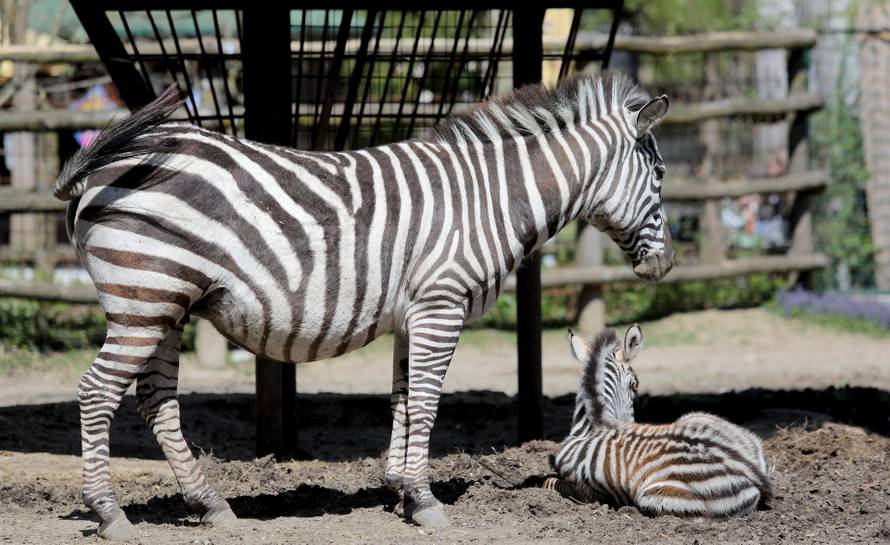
[492,122,606,263]
[569,393,619,436]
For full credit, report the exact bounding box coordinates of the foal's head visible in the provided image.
[568,325,642,425]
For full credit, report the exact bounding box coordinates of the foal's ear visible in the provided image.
[567,329,592,364]
[623,324,643,361]
[634,95,669,137]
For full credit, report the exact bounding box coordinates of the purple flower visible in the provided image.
[778,289,890,329]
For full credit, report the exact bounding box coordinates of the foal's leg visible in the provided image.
[134,325,235,525]
[400,303,464,528]
[79,321,173,540]
[384,332,410,513]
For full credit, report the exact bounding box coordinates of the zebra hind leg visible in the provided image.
[384,332,410,515]
[134,324,236,526]
[79,322,178,540]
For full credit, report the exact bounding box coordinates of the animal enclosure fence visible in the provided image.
[0,13,828,453]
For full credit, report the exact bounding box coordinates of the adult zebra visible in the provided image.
[56,71,674,538]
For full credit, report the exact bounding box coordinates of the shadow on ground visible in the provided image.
[1,387,887,461]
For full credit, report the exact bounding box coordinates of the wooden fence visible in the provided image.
[0,30,827,320]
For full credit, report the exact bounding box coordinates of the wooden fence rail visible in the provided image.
[0,30,818,64]
[505,254,829,290]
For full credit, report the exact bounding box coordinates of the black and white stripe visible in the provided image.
[56,72,675,535]
[550,326,772,517]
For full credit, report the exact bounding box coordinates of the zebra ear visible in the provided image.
[634,95,669,137]
[623,324,643,361]
[567,329,592,364]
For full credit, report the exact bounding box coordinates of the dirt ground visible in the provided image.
[1,309,889,544]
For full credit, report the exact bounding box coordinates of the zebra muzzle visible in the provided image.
[632,251,674,282]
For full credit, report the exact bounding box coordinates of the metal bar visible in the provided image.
[146,10,195,121]
[335,9,378,150]
[369,10,407,145]
[211,9,239,135]
[433,9,468,120]
[405,11,442,137]
[600,0,624,69]
[444,10,482,116]
[191,10,224,127]
[391,10,427,141]
[557,8,582,80]
[350,10,386,146]
[165,10,200,125]
[513,5,544,444]
[475,10,509,102]
[293,9,308,147]
[314,9,354,150]
[117,11,154,94]
[69,0,154,108]
[241,4,297,458]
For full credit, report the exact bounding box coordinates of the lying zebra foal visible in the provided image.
[547,325,772,517]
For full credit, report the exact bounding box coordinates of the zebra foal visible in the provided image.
[548,325,772,517]
[56,72,675,538]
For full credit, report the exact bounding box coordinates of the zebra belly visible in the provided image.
[192,283,396,364]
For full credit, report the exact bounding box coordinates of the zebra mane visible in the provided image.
[432,71,649,145]
[578,328,621,422]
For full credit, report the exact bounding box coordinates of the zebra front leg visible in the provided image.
[401,304,464,528]
[384,332,410,515]
[134,325,236,526]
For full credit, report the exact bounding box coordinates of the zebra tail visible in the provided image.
[53,85,182,201]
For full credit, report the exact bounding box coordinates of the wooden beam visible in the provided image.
[665,93,823,124]
[663,170,828,201]
[0,187,67,212]
[504,254,829,290]
[0,44,101,63]
[0,279,98,304]
[572,29,817,56]
[0,109,123,132]
[0,246,78,263]
[0,30,818,66]
[0,92,821,133]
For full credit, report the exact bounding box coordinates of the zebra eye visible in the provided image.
[654,164,665,180]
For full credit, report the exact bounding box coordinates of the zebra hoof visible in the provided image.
[411,504,450,528]
[97,514,136,541]
[201,502,238,527]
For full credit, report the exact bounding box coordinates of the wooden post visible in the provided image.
[7,3,58,281]
[514,6,545,444]
[858,3,890,291]
[242,5,296,458]
[786,46,814,288]
[574,224,605,336]
[194,319,228,369]
[699,53,725,263]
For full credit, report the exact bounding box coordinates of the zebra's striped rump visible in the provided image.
[553,326,772,517]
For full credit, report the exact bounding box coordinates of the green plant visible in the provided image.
[471,273,788,330]
[604,273,787,324]
[810,83,875,289]
[0,298,196,352]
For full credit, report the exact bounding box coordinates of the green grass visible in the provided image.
[0,345,95,375]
